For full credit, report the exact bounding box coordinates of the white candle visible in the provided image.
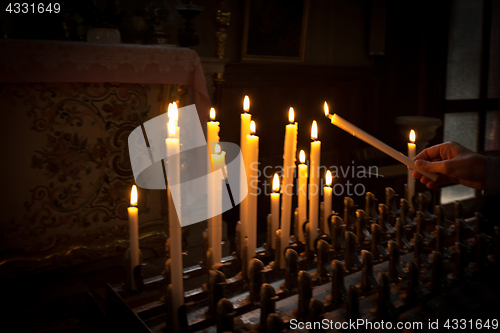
[270,173,280,249]
[326,113,438,182]
[309,121,321,250]
[127,185,140,290]
[207,107,220,155]
[209,144,226,264]
[297,150,308,242]
[280,108,297,268]
[246,121,259,262]
[407,130,416,209]
[240,96,251,254]
[323,171,332,235]
[166,110,183,329]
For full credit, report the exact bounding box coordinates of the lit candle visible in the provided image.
[165,109,183,327]
[127,185,140,290]
[209,144,226,264]
[207,107,220,154]
[270,173,280,249]
[309,120,321,250]
[297,150,308,242]
[246,120,259,262]
[407,130,416,209]
[325,113,438,182]
[280,108,297,268]
[323,170,333,235]
[240,96,251,254]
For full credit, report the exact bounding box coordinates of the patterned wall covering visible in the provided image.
[0,82,184,277]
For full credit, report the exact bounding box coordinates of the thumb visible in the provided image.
[415,159,448,175]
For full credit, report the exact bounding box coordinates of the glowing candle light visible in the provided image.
[270,173,280,249]
[209,143,226,264]
[280,107,297,268]
[127,185,140,290]
[309,120,321,250]
[297,150,308,242]
[407,130,416,208]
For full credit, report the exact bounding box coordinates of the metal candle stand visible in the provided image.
[108,187,500,332]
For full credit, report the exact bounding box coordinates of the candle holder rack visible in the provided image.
[106,187,500,332]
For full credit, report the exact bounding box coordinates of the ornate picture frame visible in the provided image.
[241,0,310,62]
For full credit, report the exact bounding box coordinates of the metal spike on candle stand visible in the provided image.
[455,219,472,251]
[345,285,361,321]
[309,298,325,331]
[303,221,312,256]
[396,217,412,250]
[293,208,300,245]
[206,269,227,318]
[216,298,235,333]
[241,237,248,280]
[344,231,362,271]
[403,261,424,306]
[388,240,405,282]
[344,196,357,230]
[266,313,286,333]
[415,211,433,244]
[435,225,450,258]
[313,239,330,283]
[360,250,378,293]
[260,284,278,332]
[282,248,299,292]
[375,272,397,319]
[430,251,447,295]
[417,193,433,220]
[248,258,265,305]
[365,192,380,221]
[295,270,313,318]
[400,198,414,227]
[378,203,394,234]
[413,233,430,268]
[434,205,453,236]
[330,216,346,252]
[266,214,274,253]
[274,229,281,269]
[326,259,347,304]
[385,187,400,215]
[356,209,371,245]
[370,223,386,260]
[454,200,464,221]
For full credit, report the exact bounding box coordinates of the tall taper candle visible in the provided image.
[280,108,297,268]
[166,113,183,331]
[128,185,139,290]
[297,150,308,242]
[270,173,280,249]
[240,96,251,254]
[247,121,259,262]
[407,130,416,209]
[309,121,321,250]
[323,171,333,234]
[209,144,225,264]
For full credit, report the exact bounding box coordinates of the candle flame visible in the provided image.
[288,107,294,123]
[409,129,415,143]
[215,143,221,154]
[168,120,176,136]
[272,173,280,192]
[299,150,305,164]
[311,120,318,140]
[210,107,216,121]
[168,102,178,122]
[326,170,332,186]
[130,185,138,206]
[250,120,256,134]
[243,95,250,112]
[324,102,329,116]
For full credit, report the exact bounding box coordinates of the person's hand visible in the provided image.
[411,141,487,190]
